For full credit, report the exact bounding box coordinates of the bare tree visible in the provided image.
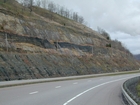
[64,8,70,18]
[73,12,78,22]
[60,6,64,16]
[22,0,28,7]
[28,0,34,13]
[22,0,33,13]
[78,16,84,24]
[35,0,86,24]
[56,4,60,14]
[69,10,73,19]
[36,0,41,7]
[48,1,56,12]
[41,0,49,9]
[97,27,110,40]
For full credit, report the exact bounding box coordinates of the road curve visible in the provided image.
[0,73,139,105]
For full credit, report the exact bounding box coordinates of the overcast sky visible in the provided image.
[49,0,140,55]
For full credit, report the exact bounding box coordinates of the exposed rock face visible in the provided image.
[0,31,139,81]
[0,1,140,81]
[0,50,139,81]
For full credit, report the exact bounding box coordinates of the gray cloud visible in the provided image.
[111,32,140,54]
[51,0,140,35]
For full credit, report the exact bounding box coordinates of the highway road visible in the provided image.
[0,73,139,105]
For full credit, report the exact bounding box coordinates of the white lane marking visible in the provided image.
[55,86,61,88]
[63,76,133,105]
[73,82,78,85]
[29,91,38,95]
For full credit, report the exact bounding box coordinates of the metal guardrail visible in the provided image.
[122,77,140,105]
[122,86,138,105]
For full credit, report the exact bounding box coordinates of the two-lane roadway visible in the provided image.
[0,73,139,105]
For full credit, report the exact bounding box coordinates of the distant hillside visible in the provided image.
[134,54,140,60]
[0,0,140,81]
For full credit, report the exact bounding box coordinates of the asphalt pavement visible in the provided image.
[0,73,139,105]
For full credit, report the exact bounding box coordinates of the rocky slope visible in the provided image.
[0,0,140,81]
